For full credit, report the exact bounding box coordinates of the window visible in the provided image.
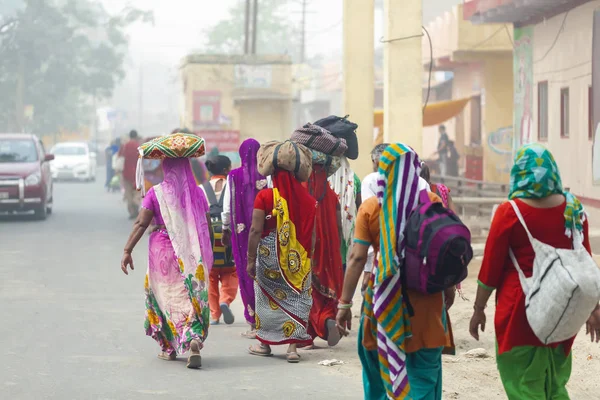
[538,81,548,141]
[590,85,594,140]
[560,87,570,138]
[0,139,38,163]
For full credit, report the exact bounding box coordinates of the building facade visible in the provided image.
[465,0,599,201]
[180,54,293,159]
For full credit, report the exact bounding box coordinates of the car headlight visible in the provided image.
[25,173,41,186]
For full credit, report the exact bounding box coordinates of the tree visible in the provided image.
[204,0,300,60]
[0,0,152,135]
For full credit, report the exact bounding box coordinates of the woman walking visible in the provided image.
[247,167,317,363]
[337,144,452,399]
[470,144,600,399]
[306,160,344,347]
[120,133,213,369]
[222,138,266,338]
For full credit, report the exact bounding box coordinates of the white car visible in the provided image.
[50,142,97,182]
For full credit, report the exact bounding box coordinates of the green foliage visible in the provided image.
[0,0,153,134]
[204,0,299,59]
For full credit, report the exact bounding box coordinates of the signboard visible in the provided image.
[593,9,600,184]
[193,91,221,129]
[513,26,534,152]
[197,130,240,153]
[234,65,272,89]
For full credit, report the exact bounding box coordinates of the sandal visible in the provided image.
[286,351,301,363]
[186,340,202,369]
[248,343,272,357]
[326,319,341,347]
[241,330,257,339]
[157,351,177,361]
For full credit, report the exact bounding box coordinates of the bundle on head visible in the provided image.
[256,140,313,182]
[312,115,359,160]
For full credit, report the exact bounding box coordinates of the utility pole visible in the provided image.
[138,65,143,132]
[244,0,250,54]
[15,51,24,132]
[343,0,374,179]
[300,0,307,63]
[383,0,422,154]
[251,0,258,54]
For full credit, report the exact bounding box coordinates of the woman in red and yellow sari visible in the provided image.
[246,169,317,363]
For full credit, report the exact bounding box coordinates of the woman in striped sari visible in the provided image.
[337,144,452,399]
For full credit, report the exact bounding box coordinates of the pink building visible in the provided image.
[465,0,600,202]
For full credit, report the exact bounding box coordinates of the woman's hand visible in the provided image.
[361,272,371,294]
[586,306,600,343]
[246,260,256,280]
[444,286,456,311]
[336,308,352,337]
[121,252,134,275]
[469,309,486,341]
[222,228,231,247]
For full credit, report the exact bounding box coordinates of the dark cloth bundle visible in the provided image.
[313,115,359,160]
[291,123,348,157]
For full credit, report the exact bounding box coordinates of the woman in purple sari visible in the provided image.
[121,156,214,369]
[222,138,265,338]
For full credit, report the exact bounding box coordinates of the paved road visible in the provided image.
[0,177,362,400]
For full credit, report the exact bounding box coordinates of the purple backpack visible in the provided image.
[403,190,472,294]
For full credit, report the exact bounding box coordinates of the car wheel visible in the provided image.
[46,193,53,215]
[34,201,48,220]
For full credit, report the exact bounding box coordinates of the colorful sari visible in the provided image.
[254,170,316,345]
[141,158,214,354]
[328,157,358,265]
[229,139,265,325]
[306,164,344,341]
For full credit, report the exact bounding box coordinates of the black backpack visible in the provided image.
[203,181,235,268]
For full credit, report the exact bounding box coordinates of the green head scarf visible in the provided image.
[509,143,585,237]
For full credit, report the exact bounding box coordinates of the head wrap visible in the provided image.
[375,143,423,399]
[509,143,585,237]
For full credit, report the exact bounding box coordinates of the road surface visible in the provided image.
[0,177,362,400]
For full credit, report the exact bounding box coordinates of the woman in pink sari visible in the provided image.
[121,156,214,369]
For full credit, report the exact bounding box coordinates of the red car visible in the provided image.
[0,133,54,219]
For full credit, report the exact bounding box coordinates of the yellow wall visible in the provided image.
[482,55,514,183]
[180,55,293,148]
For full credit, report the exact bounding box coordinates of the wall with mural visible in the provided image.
[513,26,534,153]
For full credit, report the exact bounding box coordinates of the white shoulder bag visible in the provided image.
[508,200,600,344]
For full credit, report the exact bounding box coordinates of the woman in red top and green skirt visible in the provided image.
[469,144,600,399]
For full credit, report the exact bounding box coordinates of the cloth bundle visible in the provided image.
[136,132,206,196]
[311,149,341,177]
[313,115,359,160]
[291,123,348,157]
[257,140,313,182]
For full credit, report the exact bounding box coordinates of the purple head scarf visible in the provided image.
[155,158,214,272]
[228,139,265,325]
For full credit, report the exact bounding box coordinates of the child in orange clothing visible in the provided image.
[208,266,238,324]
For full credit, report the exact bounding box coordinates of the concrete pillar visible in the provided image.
[343,0,375,180]
[384,0,423,155]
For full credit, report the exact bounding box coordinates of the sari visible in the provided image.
[306,164,344,341]
[229,139,265,325]
[141,158,214,354]
[254,170,316,345]
[328,157,358,265]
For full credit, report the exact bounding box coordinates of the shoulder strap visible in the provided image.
[203,181,218,206]
[217,182,227,208]
[508,200,534,243]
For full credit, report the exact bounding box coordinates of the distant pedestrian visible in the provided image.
[202,155,237,326]
[436,125,449,176]
[105,138,120,192]
[118,130,142,218]
[221,139,265,338]
[120,131,213,369]
[470,144,600,399]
